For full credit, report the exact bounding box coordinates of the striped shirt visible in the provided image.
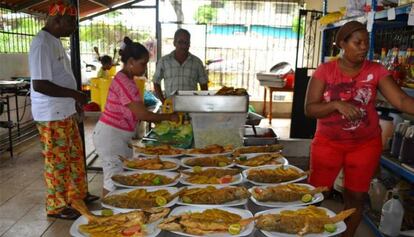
[99,71,141,132]
[153,51,208,97]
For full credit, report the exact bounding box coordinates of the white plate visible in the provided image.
[255,206,347,237]
[185,151,233,157]
[134,151,184,159]
[177,185,248,207]
[165,206,254,237]
[180,167,243,186]
[123,157,180,171]
[235,153,288,169]
[243,165,307,186]
[181,156,234,169]
[112,170,180,188]
[102,186,179,212]
[70,210,161,237]
[248,183,324,208]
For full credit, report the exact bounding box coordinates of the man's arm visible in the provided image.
[153,83,165,103]
[32,80,87,105]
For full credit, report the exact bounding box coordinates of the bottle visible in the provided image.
[368,178,387,212]
[379,191,404,237]
[380,48,388,65]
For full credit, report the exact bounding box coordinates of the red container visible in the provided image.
[285,73,295,89]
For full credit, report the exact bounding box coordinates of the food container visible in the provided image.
[243,126,278,146]
[172,90,248,112]
[190,112,246,148]
[172,90,248,148]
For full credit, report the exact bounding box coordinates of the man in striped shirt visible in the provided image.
[153,28,208,103]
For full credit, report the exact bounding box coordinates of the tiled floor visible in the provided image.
[0,118,376,237]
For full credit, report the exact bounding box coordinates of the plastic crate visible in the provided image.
[190,112,246,148]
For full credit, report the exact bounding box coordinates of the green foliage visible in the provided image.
[0,16,43,53]
[194,5,218,24]
[292,16,305,36]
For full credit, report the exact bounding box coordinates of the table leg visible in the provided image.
[269,89,273,125]
[262,87,267,117]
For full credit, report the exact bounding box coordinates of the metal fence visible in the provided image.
[0,8,44,53]
[1,0,304,100]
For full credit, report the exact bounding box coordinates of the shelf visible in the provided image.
[363,212,385,237]
[322,15,367,30]
[322,4,412,31]
[374,4,412,20]
[380,154,414,183]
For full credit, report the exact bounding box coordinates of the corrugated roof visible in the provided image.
[0,0,142,19]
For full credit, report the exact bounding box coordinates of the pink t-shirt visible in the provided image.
[99,71,141,132]
[312,60,390,143]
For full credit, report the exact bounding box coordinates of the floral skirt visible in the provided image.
[36,117,87,214]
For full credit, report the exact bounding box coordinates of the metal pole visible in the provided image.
[69,0,87,174]
[156,0,161,61]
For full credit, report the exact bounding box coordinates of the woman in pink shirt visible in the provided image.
[305,21,414,237]
[93,38,178,196]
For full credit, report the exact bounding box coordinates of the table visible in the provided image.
[262,86,293,125]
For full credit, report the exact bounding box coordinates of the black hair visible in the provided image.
[174,28,191,41]
[120,38,149,64]
[100,55,112,65]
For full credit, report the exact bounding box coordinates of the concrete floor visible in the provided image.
[0,118,377,237]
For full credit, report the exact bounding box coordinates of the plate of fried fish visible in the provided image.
[132,144,185,158]
[112,170,180,188]
[248,183,327,208]
[232,144,283,157]
[185,144,234,157]
[70,200,170,237]
[102,187,181,212]
[121,156,180,171]
[180,167,243,186]
[177,185,250,207]
[255,205,355,237]
[243,165,307,186]
[181,155,234,168]
[235,153,288,169]
[158,206,255,237]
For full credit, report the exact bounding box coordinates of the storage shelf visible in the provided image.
[321,4,412,30]
[374,4,412,20]
[363,212,385,237]
[380,154,414,183]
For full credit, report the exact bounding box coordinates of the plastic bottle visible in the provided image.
[379,191,404,237]
[368,178,387,212]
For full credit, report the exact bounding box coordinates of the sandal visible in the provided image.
[47,207,80,220]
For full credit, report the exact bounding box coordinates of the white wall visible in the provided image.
[0,54,30,80]
[0,53,32,137]
[305,0,347,12]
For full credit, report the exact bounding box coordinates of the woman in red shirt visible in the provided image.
[305,21,414,237]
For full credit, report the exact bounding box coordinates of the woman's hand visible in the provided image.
[334,101,362,121]
[169,113,180,123]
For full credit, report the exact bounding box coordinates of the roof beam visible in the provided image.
[14,0,48,11]
[87,0,111,8]
[80,0,143,21]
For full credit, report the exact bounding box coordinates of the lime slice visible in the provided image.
[228,223,241,235]
[218,161,227,167]
[193,166,202,173]
[182,196,192,203]
[101,209,113,216]
[152,176,161,185]
[155,196,167,206]
[301,194,313,203]
[324,223,337,233]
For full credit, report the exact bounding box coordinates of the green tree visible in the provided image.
[292,15,305,36]
[194,5,217,24]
